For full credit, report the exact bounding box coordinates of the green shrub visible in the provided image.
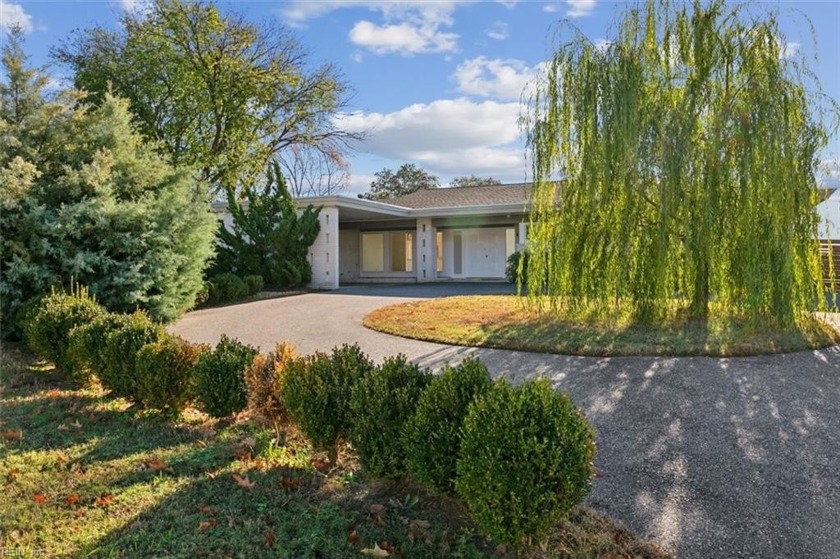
[403,357,492,491]
[349,355,431,478]
[135,335,208,413]
[22,286,106,377]
[455,378,596,546]
[193,334,258,418]
[244,342,296,424]
[211,273,247,303]
[243,274,264,296]
[66,312,126,386]
[505,251,528,285]
[100,311,165,399]
[283,343,373,460]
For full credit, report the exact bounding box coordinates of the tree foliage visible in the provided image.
[214,161,321,288]
[450,175,502,188]
[0,29,216,331]
[360,163,439,200]
[279,143,349,198]
[524,0,838,325]
[53,0,357,195]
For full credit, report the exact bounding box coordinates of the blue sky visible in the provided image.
[2,0,839,194]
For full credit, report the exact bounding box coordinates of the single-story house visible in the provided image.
[216,183,532,289]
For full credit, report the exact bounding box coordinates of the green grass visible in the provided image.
[0,344,670,559]
[363,296,840,357]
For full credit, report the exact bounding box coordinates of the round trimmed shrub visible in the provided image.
[245,342,296,424]
[455,378,596,546]
[135,335,207,413]
[282,343,373,458]
[22,286,106,377]
[349,355,431,478]
[403,357,492,491]
[100,311,165,399]
[193,334,258,418]
[243,274,264,296]
[66,312,126,386]
[211,273,247,302]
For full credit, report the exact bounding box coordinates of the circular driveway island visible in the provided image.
[172,283,840,559]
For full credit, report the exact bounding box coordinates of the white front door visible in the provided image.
[464,228,507,278]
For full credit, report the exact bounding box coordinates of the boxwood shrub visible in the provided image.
[22,286,105,378]
[403,357,492,491]
[283,343,373,461]
[455,378,596,546]
[245,342,296,424]
[100,311,165,400]
[135,335,207,413]
[193,334,258,418]
[349,354,431,478]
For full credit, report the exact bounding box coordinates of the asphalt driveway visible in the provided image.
[172,283,840,559]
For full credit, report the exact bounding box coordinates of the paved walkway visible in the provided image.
[172,284,840,559]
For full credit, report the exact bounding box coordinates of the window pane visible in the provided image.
[362,233,384,272]
[453,231,462,275]
[436,231,443,273]
[390,232,413,272]
[506,228,516,257]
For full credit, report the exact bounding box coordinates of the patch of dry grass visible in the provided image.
[364,296,840,356]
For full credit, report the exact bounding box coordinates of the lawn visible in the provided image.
[0,345,669,559]
[363,296,840,357]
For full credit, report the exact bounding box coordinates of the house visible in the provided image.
[294,183,532,289]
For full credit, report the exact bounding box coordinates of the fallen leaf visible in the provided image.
[46,389,62,398]
[199,505,218,516]
[206,467,222,480]
[241,436,256,448]
[232,473,255,490]
[6,468,19,483]
[369,504,386,514]
[264,531,276,549]
[66,494,80,506]
[71,420,82,429]
[55,453,68,465]
[198,519,217,532]
[33,492,47,504]
[361,543,390,557]
[75,508,86,518]
[280,477,301,490]
[227,515,235,527]
[311,458,328,471]
[348,529,359,544]
[94,494,113,507]
[57,423,69,431]
[144,458,168,471]
[2,429,22,442]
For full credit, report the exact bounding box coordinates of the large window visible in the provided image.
[361,231,413,274]
[436,231,444,273]
[361,233,384,272]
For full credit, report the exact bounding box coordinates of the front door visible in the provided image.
[464,228,507,278]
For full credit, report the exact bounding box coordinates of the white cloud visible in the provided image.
[486,21,509,41]
[594,38,613,53]
[339,98,526,177]
[543,3,559,13]
[0,2,33,34]
[453,57,543,101]
[566,0,596,18]
[120,0,151,14]
[780,41,800,60]
[349,19,458,55]
[350,51,365,63]
[347,173,378,195]
[496,0,518,8]
[280,1,466,55]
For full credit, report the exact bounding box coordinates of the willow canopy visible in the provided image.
[523,0,838,325]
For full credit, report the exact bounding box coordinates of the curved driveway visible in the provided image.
[172,283,840,559]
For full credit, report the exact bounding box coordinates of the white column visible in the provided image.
[517,221,528,251]
[415,218,435,282]
[308,206,340,289]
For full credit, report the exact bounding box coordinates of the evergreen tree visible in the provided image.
[0,31,216,333]
[214,161,321,288]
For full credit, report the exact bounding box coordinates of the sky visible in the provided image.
[2,0,839,195]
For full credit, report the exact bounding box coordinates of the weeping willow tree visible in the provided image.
[523,0,838,326]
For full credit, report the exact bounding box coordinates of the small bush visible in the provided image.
[211,273,247,302]
[135,335,208,413]
[350,355,431,478]
[22,286,106,377]
[283,343,373,460]
[193,334,258,418]
[505,251,528,285]
[100,311,165,399]
[245,342,296,424]
[66,312,126,386]
[243,274,264,296]
[403,357,492,491]
[456,378,596,546]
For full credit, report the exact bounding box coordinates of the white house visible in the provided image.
[298,184,532,289]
